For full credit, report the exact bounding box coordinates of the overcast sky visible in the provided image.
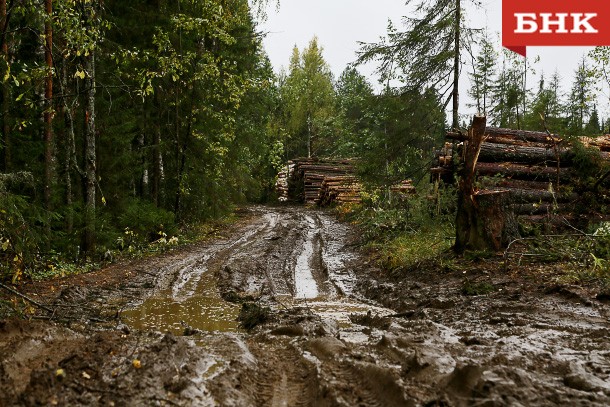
[259,0,607,120]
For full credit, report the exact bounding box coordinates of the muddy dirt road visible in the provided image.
[1,206,610,406]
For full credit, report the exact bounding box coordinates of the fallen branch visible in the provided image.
[0,282,54,313]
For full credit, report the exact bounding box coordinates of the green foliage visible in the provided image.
[343,187,456,270]
[0,173,46,282]
[570,140,607,183]
[566,57,597,136]
[0,0,282,281]
[510,230,610,287]
[117,198,177,242]
[280,37,336,158]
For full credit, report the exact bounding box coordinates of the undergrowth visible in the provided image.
[1,211,240,284]
[338,185,456,271]
[507,222,610,288]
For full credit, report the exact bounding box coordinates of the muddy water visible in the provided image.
[121,268,240,335]
[121,207,393,338]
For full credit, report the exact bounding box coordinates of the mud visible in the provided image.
[1,206,609,406]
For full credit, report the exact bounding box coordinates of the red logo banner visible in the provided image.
[502,0,610,56]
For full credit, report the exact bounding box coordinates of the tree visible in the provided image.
[0,0,9,171]
[281,37,335,158]
[43,0,53,244]
[467,31,496,115]
[524,70,565,133]
[566,57,596,136]
[490,50,527,129]
[358,0,472,129]
[584,104,601,135]
[333,67,375,158]
[0,0,284,279]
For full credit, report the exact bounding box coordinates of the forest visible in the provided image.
[1,1,610,405]
[2,0,608,284]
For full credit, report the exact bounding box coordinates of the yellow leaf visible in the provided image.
[2,240,8,251]
[13,255,19,262]
[55,369,66,380]
[132,359,141,369]
[74,70,86,80]
[101,196,106,206]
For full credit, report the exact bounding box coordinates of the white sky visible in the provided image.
[259,0,608,121]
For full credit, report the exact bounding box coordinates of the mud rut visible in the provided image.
[1,206,610,406]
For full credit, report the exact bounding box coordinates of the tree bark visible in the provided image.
[452,0,460,130]
[152,122,162,207]
[84,50,96,253]
[44,0,54,244]
[475,162,571,181]
[1,0,10,171]
[60,62,75,234]
[455,116,520,254]
[478,142,572,165]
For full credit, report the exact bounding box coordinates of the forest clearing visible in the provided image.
[3,0,610,405]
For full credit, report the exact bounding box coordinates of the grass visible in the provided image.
[371,229,453,271]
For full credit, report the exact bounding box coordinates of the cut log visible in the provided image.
[485,127,562,144]
[475,162,571,181]
[478,142,570,165]
[512,203,571,216]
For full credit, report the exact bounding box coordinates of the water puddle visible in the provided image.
[294,215,319,299]
[122,267,240,335]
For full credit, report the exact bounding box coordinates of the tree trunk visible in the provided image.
[452,0,460,130]
[44,0,54,244]
[60,62,75,234]
[152,122,162,207]
[454,116,520,254]
[475,162,571,181]
[0,0,9,172]
[84,50,96,253]
[478,142,574,165]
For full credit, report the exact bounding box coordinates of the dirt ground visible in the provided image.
[1,206,609,406]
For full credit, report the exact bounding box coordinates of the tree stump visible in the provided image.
[455,190,520,253]
[454,115,520,254]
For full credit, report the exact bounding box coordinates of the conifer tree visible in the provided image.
[468,31,496,115]
[358,0,470,129]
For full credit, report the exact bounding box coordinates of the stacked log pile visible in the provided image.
[390,179,417,198]
[278,157,416,206]
[432,126,610,224]
[275,163,294,202]
[317,176,362,206]
[288,158,357,204]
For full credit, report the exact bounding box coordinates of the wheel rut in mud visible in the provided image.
[1,206,610,406]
